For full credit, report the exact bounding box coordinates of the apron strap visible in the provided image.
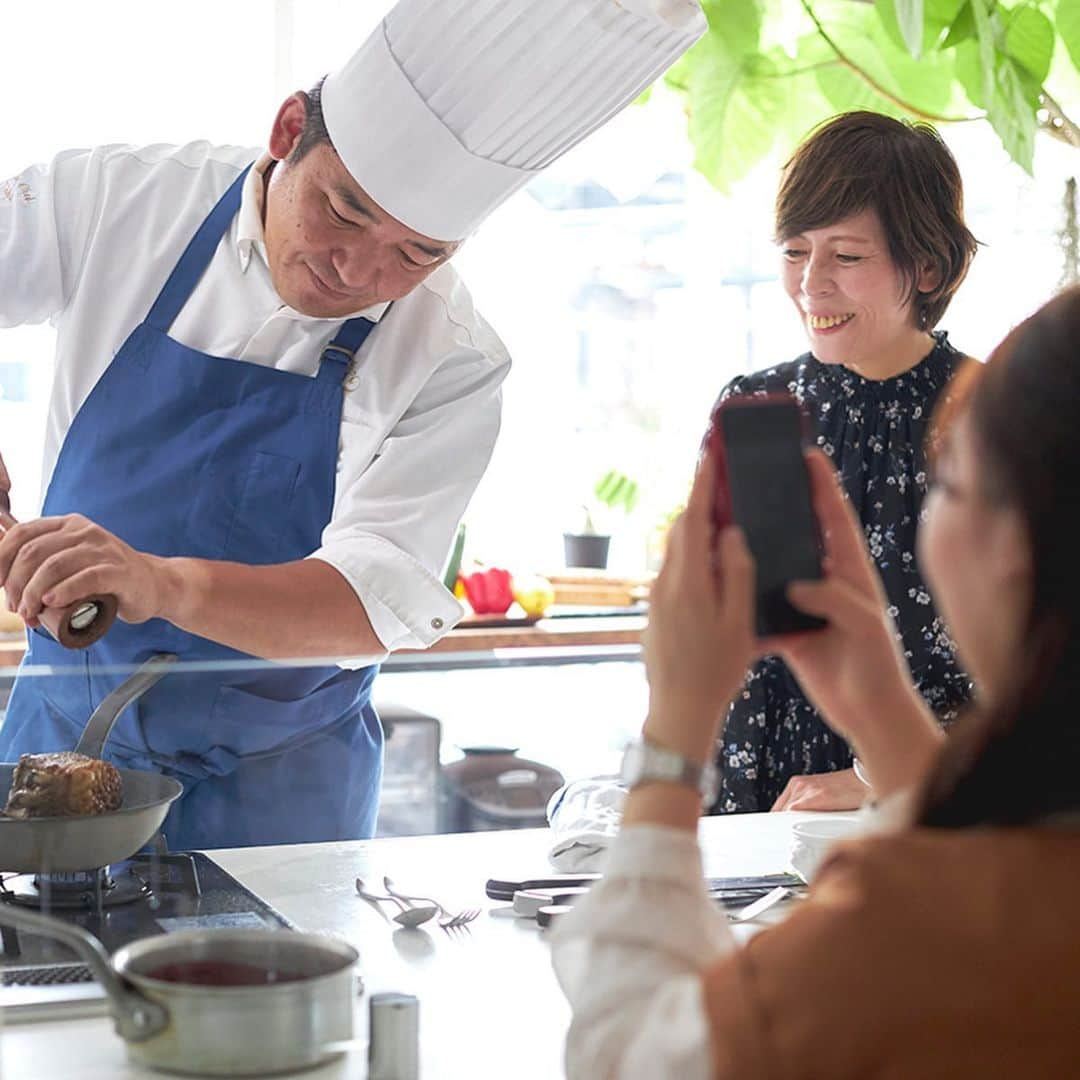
[316,309,383,382]
[145,164,253,332]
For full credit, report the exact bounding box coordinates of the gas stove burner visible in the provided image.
[1,867,150,910]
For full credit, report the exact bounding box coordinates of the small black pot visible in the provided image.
[562,532,610,569]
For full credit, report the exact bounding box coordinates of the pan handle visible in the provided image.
[0,904,168,1040]
[75,653,179,760]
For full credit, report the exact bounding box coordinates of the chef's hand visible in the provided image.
[769,768,866,812]
[0,514,165,627]
[768,450,942,794]
[641,445,758,767]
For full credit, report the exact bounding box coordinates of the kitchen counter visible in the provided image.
[0,812,817,1079]
[0,613,646,675]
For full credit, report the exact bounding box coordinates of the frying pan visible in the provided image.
[0,654,183,873]
[0,488,118,648]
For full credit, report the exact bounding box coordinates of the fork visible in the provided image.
[383,876,481,931]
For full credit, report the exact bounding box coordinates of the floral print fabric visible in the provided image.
[711,332,973,814]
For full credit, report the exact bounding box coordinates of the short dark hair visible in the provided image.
[775,111,978,330]
[289,77,332,164]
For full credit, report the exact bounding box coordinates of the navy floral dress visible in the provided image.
[711,332,973,814]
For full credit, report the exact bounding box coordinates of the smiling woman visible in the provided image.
[709,110,980,816]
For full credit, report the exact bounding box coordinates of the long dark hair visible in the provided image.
[918,286,1080,827]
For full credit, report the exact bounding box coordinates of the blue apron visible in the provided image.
[0,166,384,850]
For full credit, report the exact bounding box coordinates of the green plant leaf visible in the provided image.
[1057,0,1080,74]
[877,0,966,53]
[1004,4,1055,82]
[893,0,926,55]
[941,1,976,48]
[700,0,764,57]
[969,0,1037,170]
[954,38,986,105]
[814,1,956,115]
[687,35,788,192]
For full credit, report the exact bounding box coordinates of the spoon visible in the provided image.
[355,878,438,928]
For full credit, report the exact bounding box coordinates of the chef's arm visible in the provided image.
[156,556,384,659]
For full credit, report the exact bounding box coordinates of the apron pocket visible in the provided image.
[222,451,301,563]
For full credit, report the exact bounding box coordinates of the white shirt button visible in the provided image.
[431,617,444,630]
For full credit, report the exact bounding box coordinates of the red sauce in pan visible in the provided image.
[143,961,307,987]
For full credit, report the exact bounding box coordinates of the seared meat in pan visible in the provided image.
[2,752,122,818]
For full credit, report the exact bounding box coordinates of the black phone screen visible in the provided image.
[719,400,826,636]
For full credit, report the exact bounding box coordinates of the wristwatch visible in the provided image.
[620,738,720,807]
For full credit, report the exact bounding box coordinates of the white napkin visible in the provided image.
[546,776,628,872]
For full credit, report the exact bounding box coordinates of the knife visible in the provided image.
[0,489,119,649]
[487,872,803,903]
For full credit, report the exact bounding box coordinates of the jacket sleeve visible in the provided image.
[0,149,103,328]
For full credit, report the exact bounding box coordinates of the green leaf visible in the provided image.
[877,0,965,52]
[968,0,1037,170]
[700,0,764,57]
[969,0,998,109]
[687,35,788,192]
[814,1,956,116]
[893,0,926,55]
[989,57,1038,169]
[941,1,976,48]
[1057,0,1080,74]
[1004,4,1054,83]
[954,38,985,105]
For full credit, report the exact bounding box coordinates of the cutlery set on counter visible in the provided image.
[486,872,805,927]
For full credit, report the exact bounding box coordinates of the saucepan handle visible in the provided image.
[0,491,120,650]
[0,904,168,1040]
[75,653,179,760]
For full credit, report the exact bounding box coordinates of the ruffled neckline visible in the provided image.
[804,331,959,401]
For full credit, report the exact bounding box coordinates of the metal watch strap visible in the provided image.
[620,738,719,806]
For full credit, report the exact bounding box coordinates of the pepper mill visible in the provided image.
[0,489,118,649]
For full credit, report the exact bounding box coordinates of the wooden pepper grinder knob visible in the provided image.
[0,490,118,649]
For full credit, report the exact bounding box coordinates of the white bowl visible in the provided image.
[790,815,864,883]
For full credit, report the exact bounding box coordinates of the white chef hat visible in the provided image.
[321,0,706,242]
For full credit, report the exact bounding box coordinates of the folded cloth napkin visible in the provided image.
[546,776,628,872]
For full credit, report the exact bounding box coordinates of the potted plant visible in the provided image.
[563,469,640,570]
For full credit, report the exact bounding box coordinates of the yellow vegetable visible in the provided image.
[512,575,555,617]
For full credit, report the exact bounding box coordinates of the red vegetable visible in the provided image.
[459,568,514,615]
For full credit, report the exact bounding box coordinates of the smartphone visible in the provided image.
[709,394,826,637]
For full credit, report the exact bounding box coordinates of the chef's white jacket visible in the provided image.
[0,142,511,660]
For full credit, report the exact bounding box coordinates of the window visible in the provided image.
[2,0,1077,570]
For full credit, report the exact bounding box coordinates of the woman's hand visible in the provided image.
[0,513,166,626]
[0,452,11,519]
[770,451,943,794]
[642,446,758,767]
[770,768,866,812]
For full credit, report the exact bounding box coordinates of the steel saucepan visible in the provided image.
[0,903,359,1076]
[0,655,183,873]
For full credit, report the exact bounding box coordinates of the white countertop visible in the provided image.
[0,812,822,1079]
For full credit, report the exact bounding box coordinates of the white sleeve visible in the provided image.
[0,149,101,328]
[550,824,736,1080]
[309,342,507,658]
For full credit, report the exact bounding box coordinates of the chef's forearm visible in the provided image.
[153,556,384,660]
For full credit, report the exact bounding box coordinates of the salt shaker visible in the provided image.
[368,991,420,1079]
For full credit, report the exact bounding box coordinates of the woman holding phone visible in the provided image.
[712,111,979,814]
[552,285,1080,1077]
